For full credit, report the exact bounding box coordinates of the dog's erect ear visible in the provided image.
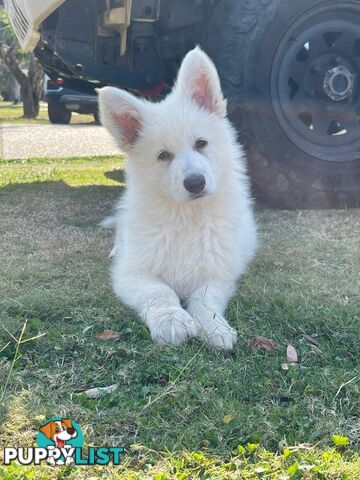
[174,46,227,117]
[39,421,56,440]
[97,87,143,151]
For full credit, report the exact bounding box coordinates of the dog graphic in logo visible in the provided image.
[39,418,77,449]
[37,417,83,466]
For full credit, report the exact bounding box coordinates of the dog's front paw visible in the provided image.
[148,307,198,346]
[197,316,237,350]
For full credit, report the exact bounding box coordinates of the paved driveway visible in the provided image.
[0,123,120,159]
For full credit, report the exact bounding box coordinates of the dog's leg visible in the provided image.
[114,275,198,346]
[185,282,237,350]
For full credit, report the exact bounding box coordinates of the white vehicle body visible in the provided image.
[4,0,134,54]
[4,0,65,51]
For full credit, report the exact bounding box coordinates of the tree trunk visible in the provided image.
[0,46,43,119]
[20,81,38,118]
[27,54,43,117]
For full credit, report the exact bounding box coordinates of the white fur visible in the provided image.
[98,47,257,350]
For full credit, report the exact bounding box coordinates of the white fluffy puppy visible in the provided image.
[98,47,257,350]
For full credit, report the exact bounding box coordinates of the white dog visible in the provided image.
[98,47,257,350]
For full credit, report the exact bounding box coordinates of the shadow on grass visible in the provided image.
[0,176,125,238]
[105,169,126,184]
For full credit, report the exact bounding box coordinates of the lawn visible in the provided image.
[0,156,359,478]
[0,101,94,125]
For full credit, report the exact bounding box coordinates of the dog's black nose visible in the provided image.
[183,174,206,194]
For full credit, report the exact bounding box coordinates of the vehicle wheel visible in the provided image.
[206,0,360,208]
[48,102,72,124]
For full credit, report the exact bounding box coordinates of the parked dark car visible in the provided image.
[45,76,99,124]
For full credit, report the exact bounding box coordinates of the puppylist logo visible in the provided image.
[4,417,124,466]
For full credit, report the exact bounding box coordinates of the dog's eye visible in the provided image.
[195,139,208,151]
[158,150,174,162]
[55,426,60,432]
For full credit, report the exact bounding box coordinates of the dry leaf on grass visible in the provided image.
[286,344,298,363]
[84,383,118,399]
[223,414,236,424]
[250,336,278,352]
[96,329,122,341]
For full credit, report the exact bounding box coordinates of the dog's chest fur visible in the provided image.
[119,195,240,299]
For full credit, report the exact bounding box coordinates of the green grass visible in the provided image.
[0,101,94,124]
[0,155,124,187]
[0,156,359,478]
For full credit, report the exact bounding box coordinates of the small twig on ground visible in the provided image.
[334,376,358,401]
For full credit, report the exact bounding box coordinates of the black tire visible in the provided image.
[206,0,360,208]
[48,102,72,124]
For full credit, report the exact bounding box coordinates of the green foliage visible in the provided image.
[0,62,16,100]
[0,10,16,99]
[0,9,27,99]
[0,9,16,45]
[332,435,350,447]
[0,9,27,57]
